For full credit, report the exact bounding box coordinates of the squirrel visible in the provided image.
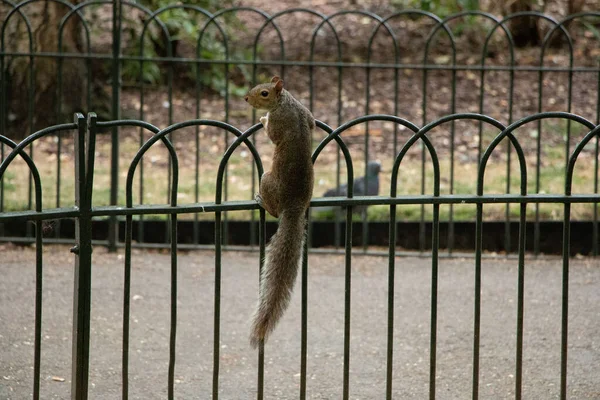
[244,76,315,348]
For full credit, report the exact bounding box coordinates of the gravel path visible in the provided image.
[1,245,599,399]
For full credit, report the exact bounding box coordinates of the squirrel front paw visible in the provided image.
[259,116,268,130]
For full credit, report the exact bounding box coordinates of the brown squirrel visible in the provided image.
[244,76,314,347]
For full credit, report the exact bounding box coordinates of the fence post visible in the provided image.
[108,0,122,251]
[71,113,94,400]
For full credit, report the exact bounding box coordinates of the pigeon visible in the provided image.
[321,161,381,216]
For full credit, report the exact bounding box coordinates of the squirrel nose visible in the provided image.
[244,96,248,102]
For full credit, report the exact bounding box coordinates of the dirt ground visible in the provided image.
[1,245,599,399]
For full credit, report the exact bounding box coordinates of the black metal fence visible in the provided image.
[1,3,600,400]
[1,110,599,399]
[0,3,599,254]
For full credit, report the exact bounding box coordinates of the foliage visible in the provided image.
[391,0,480,18]
[121,0,249,96]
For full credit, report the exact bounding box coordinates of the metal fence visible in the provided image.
[1,3,600,399]
[0,4,599,254]
[0,111,599,399]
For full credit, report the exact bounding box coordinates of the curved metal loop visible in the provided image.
[56,0,95,54]
[312,118,369,198]
[567,124,600,195]
[197,7,280,61]
[309,10,393,65]
[545,12,600,64]
[312,115,418,198]
[0,134,42,211]
[254,8,333,78]
[124,122,177,208]
[139,4,214,60]
[370,9,450,65]
[109,120,178,208]
[126,119,264,208]
[306,10,342,65]
[486,12,572,70]
[122,119,262,206]
[479,112,596,196]
[425,11,506,64]
[480,15,516,67]
[563,115,600,195]
[58,0,170,55]
[0,122,77,178]
[1,0,41,53]
[215,123,264,204]
[0,0,32,53]
[388,116,438,197]
[311,119,356,197]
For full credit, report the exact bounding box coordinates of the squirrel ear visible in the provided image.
[271,76,281,83]
[274,79,284,94]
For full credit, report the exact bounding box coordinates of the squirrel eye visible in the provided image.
[260,90,269,97]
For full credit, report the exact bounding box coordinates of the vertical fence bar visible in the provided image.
[34,133,46,400]
[534,59,544,256]
[122,186,132,400]
[71,113,92,400]
[213,209,222,399]
[33,215,43,400]
[560,200,570,400]
[109,0,122,251]
[342,204,352,399]
[515,201,526,399]
[385,202,396,400]
[168,214,178,399]
[429,201,439,399]
[299,210,309,400]
[594,66,600,257]
[26,44,34,238]
[257,208,265,400]
[0,31,4,222]
[165,36,174,246]
[472,202,483,400]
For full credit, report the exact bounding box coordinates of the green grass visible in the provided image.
[2,121,598,222]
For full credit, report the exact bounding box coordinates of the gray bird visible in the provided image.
[321,161,381,216]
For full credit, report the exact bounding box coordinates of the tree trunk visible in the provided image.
[1,0,85,140]
[508,0,541,47]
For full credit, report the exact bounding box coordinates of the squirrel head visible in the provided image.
[244,76,284,111]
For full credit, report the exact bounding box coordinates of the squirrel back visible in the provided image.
[245,77,314,347]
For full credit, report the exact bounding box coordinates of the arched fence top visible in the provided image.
[104,118,264,208]
[308,9,397,64]
[0,113,82,213]
[370,10,453,65]
[1,3,597,71]
[0,134,42,211]
[1,112,599,215]
[139,4,217,60]
[424,10,504,61]
[253,8,332,74]
[0,121,78,179]
[312,119,356,197]
[567,124,600,195]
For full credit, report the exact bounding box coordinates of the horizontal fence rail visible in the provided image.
[0,4,599,255]
[0,111,599,399]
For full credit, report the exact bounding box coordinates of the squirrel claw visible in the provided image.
[255,193,264,207]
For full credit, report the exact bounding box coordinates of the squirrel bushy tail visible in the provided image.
[250,208,306,348]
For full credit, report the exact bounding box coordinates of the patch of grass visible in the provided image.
[2,129,598,223]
